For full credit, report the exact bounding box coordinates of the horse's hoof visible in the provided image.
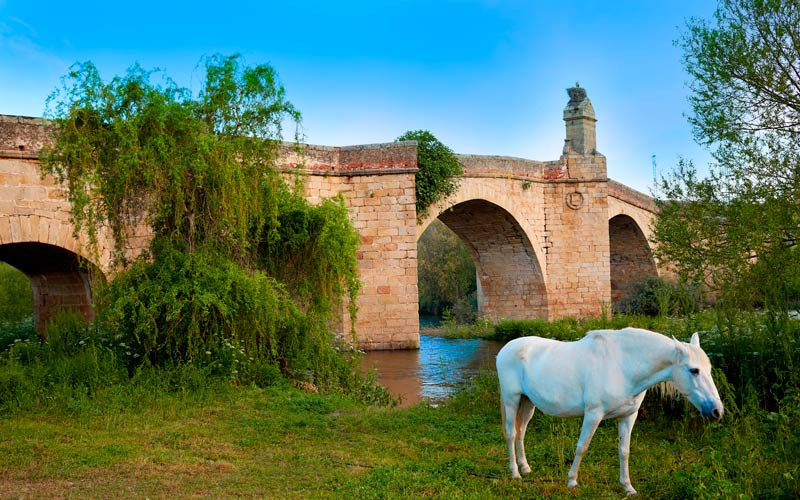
[520,464,531,475]
[567,479,578,489]
[624,486,638,496]
[511,473,522,480]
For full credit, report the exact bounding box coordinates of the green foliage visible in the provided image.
[0,311,126,412]
[697,311,800,411]
[417,220,476,322]
[95,244,364,393]
[396,130,462,221]
[616,276,704,317]
[0,263,33,324]
[436,317,495,339]
[492,318,586,343]
[260,192,361,322]
[0,319,37,353]
[657,0,800,308]
[42,54,299,263]
[96,246,289,367]
[654,161,800,309]
[486,313,717,343]
[39,55,366,395]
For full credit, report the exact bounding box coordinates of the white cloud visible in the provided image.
[0,16,67,72]
[8,15,36,37]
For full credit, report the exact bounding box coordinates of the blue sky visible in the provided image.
[0,0,717,194]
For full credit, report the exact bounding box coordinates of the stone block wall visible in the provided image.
[0,150,107,334]
[279,143,420,350]
[541,179,612,318]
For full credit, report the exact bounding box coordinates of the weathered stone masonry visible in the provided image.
[0,86,659,349]
[277,142,421,350]
[417,86,658,322]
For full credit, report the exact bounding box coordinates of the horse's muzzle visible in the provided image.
[702,403,724,421]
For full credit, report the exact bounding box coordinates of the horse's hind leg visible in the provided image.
[501,393,522,478]
[515,395,536,475]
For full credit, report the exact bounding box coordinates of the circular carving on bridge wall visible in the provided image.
[565,191,584,210]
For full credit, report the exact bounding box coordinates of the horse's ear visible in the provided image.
[672,335,687,362]
[690,332,700,346]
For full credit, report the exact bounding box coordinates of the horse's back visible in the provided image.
[496,335,591,416]
[496,335,564,377]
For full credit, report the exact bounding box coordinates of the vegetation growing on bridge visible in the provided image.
[396,130,462,222]
[37,54,366,393]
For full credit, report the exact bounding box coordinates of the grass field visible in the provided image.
[2,311,799,498]
[1,369,798,499]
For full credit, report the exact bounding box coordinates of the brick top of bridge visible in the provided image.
[0,114,52,154]
[277,141,418,174]
[457,153,569,181]
[608,179,657,213]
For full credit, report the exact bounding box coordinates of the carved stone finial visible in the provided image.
[567,85,587,104]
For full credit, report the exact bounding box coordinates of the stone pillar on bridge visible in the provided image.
[563,83,596,156]
[543,85,612,318]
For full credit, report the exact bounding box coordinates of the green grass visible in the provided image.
[1,371,798,499]
[1,311,798,498]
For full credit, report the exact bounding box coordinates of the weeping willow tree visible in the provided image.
[42,55,298,263]
[40,55,363,390]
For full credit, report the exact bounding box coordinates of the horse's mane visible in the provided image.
[584,327,673,354]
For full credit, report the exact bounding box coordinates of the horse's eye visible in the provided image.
[689,368,700,376]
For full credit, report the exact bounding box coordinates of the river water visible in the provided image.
[361,335,503,406]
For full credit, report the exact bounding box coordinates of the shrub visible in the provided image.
[698,311,800,411]
[617,276,704,316]
[0,320,37,353]
[0,311,126,412]
[492,318,585,343]
[95,245,378,396]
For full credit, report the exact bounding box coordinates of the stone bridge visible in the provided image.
[0,86,659,349]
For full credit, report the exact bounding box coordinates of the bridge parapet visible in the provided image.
[457,154,568,180]
[277,141,417,174]
[608,179,657,213]
[0,114,52,153]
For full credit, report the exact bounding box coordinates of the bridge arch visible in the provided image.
[0,215,104,335]
[418,197,549,320]
[608,213,658,307]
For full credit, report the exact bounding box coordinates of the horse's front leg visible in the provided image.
[617,412,639,495]
[567,410,603,489]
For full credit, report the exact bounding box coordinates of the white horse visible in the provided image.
[496,327,723,495]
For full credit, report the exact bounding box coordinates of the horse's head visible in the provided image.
[670,332,724,421]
